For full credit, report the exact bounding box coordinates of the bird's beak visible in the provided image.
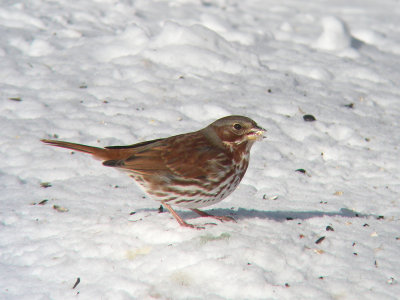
[247,125,266,141]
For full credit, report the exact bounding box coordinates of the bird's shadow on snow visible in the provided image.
[222,207,371,222]
[142,207,373,222]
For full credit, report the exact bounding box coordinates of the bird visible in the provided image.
[41,115,265,228]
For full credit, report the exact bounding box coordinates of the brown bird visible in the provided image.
[42,115,265,228]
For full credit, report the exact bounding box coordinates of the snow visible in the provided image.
[1,0,400,299]
[313,16,353,51]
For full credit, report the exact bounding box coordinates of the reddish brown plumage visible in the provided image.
[42,115,265,228]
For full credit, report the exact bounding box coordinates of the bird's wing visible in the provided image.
[102,138,169,172]
[162,132,232,180]
[103,132,232,180]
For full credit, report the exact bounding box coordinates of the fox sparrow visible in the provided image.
[42,115,265,228]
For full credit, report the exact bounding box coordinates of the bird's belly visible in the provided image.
[154,172,242,208]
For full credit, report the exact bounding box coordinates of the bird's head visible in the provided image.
[206,115,266,151]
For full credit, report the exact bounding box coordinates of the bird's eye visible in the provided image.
[233,123,242,130]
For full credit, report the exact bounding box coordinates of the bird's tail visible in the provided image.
[41,139,110,160]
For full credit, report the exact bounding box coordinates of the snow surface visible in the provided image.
[1,0,400,299]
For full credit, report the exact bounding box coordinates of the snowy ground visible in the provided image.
[1,0,400,299]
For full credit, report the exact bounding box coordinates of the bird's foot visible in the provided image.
[191,208,237,223]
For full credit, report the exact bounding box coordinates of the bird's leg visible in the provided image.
[162,202,204,229]
[191,208,237,223]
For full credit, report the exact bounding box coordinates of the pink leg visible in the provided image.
[162,202,204,229]
[191,208,237,223]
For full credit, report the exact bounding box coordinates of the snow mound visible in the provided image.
[314,16,353,51]
[143,21,259,74]
[91,25,150,62]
